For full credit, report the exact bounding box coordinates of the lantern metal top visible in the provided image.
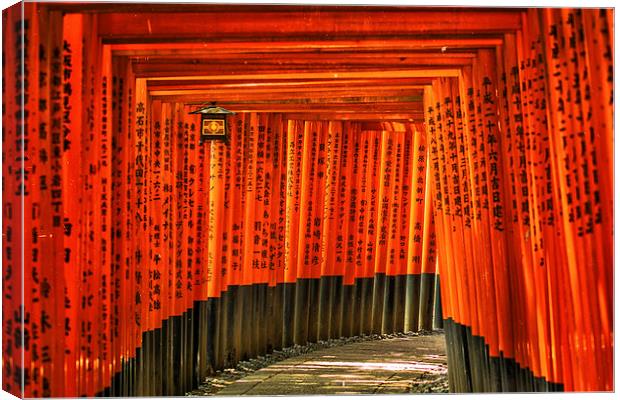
[189,103,235,115]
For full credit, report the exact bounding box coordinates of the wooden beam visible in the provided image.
[146,69,460,81]
[154,94,423,104]
[132,65,459,78]
[97,10,521,41]
[148,94,424,104]
[129,51,479,61]
[111,39,502,55]
[48,4,525,15]
[166,102,425,113]
[283,112,424,122]
[129,56,474,77]
[145,78,430,89]
[147,87,425,99]
[131,58,474,68]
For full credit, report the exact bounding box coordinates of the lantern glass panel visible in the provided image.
[202,118,226,137]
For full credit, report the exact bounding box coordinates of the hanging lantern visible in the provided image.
[190,103,235,143]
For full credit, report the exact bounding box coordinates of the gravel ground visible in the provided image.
[408,370,450,393]
[187,330,448,396]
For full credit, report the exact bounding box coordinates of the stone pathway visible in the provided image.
[213,334,448,396]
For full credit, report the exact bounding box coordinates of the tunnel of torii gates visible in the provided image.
[0,3,614,397]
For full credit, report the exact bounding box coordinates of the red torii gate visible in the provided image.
[2,3,613,397]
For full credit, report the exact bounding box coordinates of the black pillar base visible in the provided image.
[443,318,564,393]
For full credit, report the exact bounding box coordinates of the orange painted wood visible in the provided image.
[3,5,614,395]
[95,9,521,40]
[342,123,362,285]
[283,113,424,122]
[406,126,427,276]
[320,122,343,277]
[335,124,353,283]
[284,120,303,284]
[2,5,20,397]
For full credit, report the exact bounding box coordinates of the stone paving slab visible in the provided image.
[215,335,447,396]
